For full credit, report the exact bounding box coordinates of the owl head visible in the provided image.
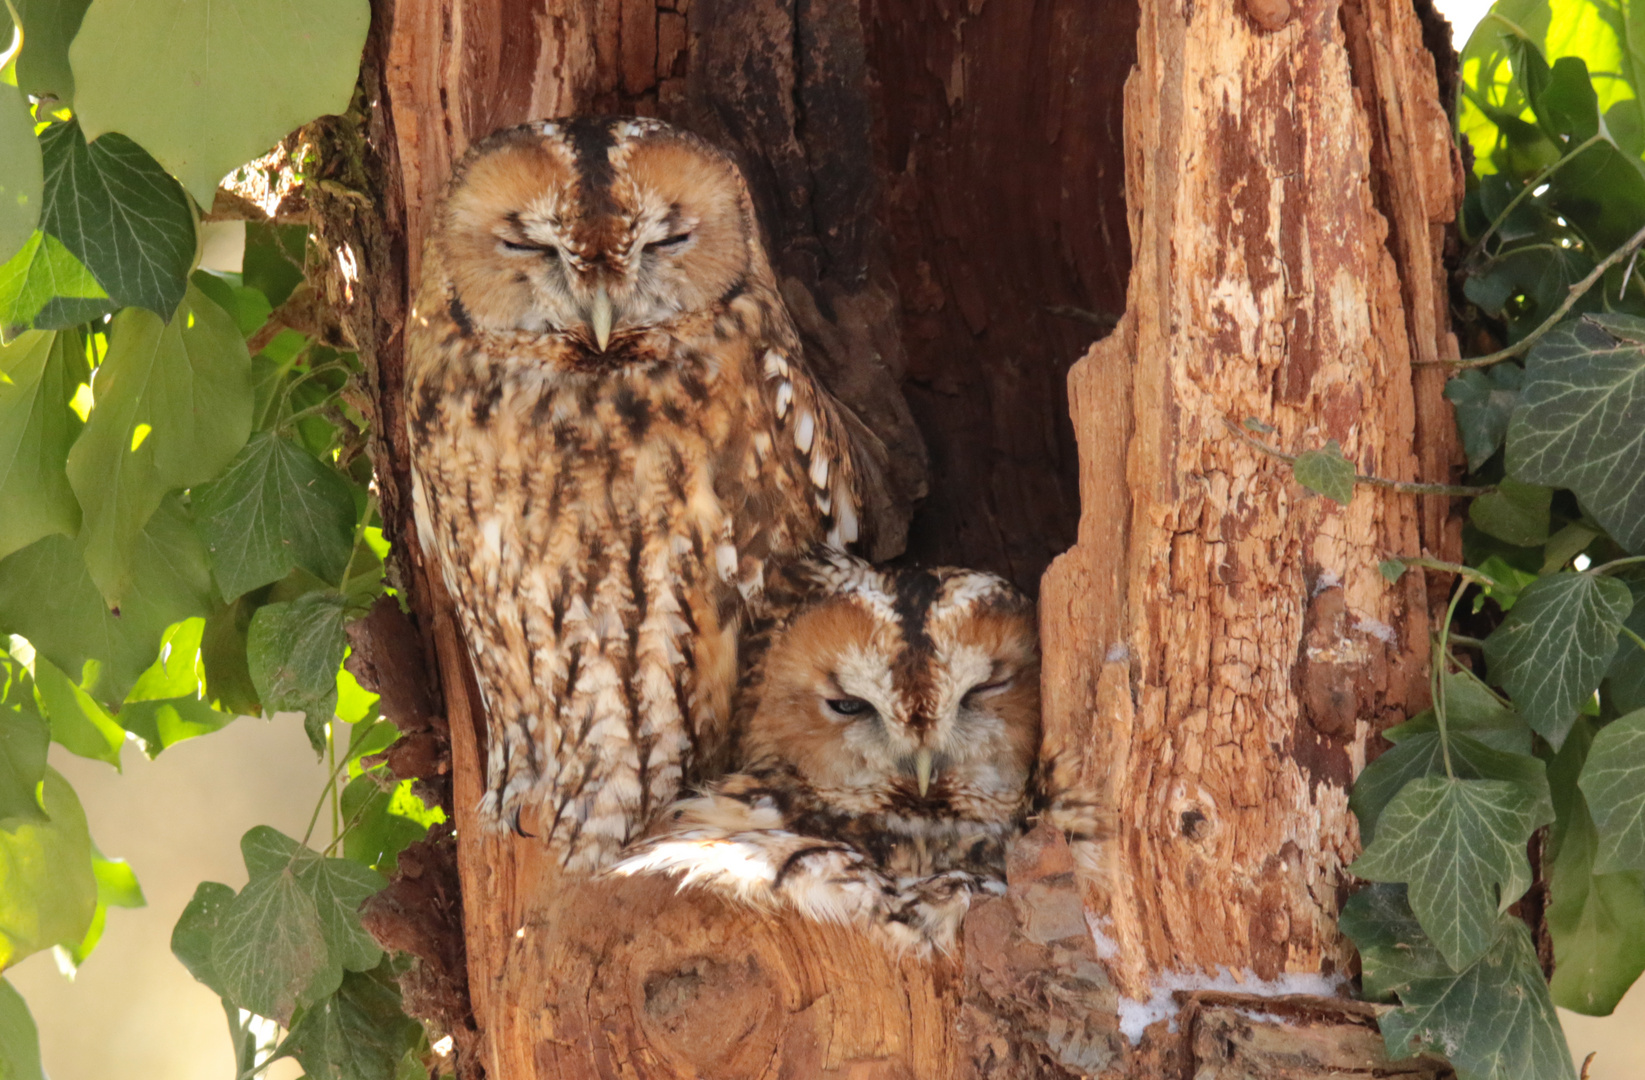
[433,116,761,348]
[744,554,1041,813]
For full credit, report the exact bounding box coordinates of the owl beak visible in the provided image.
[588,284,614,352]
[914,748,935,797]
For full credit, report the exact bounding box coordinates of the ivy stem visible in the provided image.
[1433,583,1471,781]
[1588,554,1645,576]
[1622,626,1645,658]
[1463,132,1604,261]
[300,747,353,850]
[337,491,379,592]
[1425,219,1645,371]
[1389,556,1500,587]
[1223,419,1494,496]
[329,727,340,842]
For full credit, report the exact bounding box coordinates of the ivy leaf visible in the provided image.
[0,85,42,266]
[70,0,372,205]
[0,979,44,1080]
[65,285,252,609]
[194,431,360,602]
[341,775,435,875]
[211,868,338,1024]
[1351,732,1547,846]
[9,0,94,103]
[0,496,215,705]
[1481,571,1633,749]
[237,825,384,972]
[118,618,235,757]
[0,232,112,334]
[1343,886,1576,1080]
[63,844,146,968]
[32,655,124,768]
[247,592,348,753]
[1539,57,1600,142]
[281,964,420,1080]
[1351,776,1551,970]
[1291,439,1355,505]
[0,654,48,824]
[37,120,196,319]
[191,270,273,340]
[171,880,237,999]
[1468,478,1551,548]
[1384,668,1532,755]
[1578,708,1645,874]
[1605,599,1645,714]
[201,596,261,717]
[0,769,96,968]
[1445,365,1522,472]
[1545,720,1645,1015]
[1507,314,1645,553]
[0,330,86,562]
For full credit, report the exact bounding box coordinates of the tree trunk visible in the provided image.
[314,0,1470,1074]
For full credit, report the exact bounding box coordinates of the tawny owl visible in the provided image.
[614,552,1105,952]
[405,117,890,870]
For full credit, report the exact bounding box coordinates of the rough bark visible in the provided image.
[308,0,1468,1074]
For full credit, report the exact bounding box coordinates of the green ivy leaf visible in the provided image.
[1605,600,1645,714]
[0,330,85,563]
[118,618,235,757]
[212,868,338,1024]
[1351,776,1551,970]
[1291,439,1355,505]
[0,979,44,1080]
[0,85,42,266]
[191,270,273,340]
[237,826,384,973]
[201,595,261,717]
[1351,732,1547,845]
[0,653,48,824]
[1467,478,1551,548]
[1445,365,1522,472]
[9,0,93,103]
[0,496,215,705]
[1540,57,1600,141]
[69,0,371,205]
[1578,707,1645,874]
[1482,571,1634,749]
[0,769,95,968]
[243,223,308,309]
[341,775,433,875]
[65,285,252,609]
[63,843,146,968]
[194,431,360,602]
[1507,314,1645,554]
[247,592,347,753]
[1545,720,1645,1015]
[1384,668,1532,754]
[171,880,237,1000]
[37,120,196,319]
[280,964,420,1080]
[1343,885,1576,1080]
[0,231,111,334]
[32,655,124,768]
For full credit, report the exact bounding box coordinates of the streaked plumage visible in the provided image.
[615,552,1106,953]
[405,117,889,871]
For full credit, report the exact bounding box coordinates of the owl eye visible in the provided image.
[963,679,1010,703]
[645,232,692,252]
[500,239,557,256]
[826,697,874,718]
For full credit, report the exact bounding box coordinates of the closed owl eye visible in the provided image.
[826,697,874,718]
[500,238,557,256]
[962,679,1011,704]
[645,232,692,252]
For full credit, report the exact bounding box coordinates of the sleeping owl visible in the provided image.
[404,117,892,871]
[614,552,1107,953]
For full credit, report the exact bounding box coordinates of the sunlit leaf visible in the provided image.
[9,0,93,103]
[0,330,84,562]
[65,285,252,608]
[0,653,47,823]
[0,769,95,968]
[0,84,42,266]
[0,232,110,334]
[63,843,147,967]
[70,0,371,205]
[32,655,124,768]
[0,979,44,1080]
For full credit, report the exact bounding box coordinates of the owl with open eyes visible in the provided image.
[405,117,892,871]
[614,552,1106,953]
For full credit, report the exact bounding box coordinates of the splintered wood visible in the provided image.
[1041,0,1462,1016]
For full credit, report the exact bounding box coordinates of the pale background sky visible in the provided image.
[14,5,1644,1078]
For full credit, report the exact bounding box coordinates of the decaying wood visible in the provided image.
[307,0,1469,1073]
[1040,0,1463,1015]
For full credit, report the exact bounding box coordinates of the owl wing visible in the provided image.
[612,788,994,954]
[754,347,899,562]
